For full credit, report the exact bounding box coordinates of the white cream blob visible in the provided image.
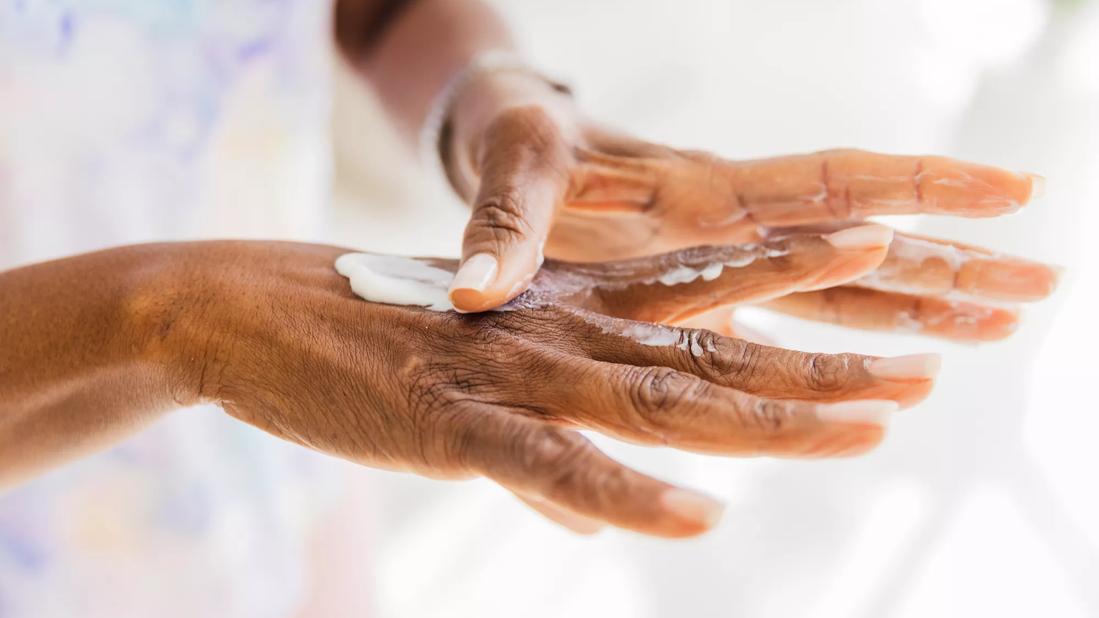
[653,248,786,288]
[335,253,455,311]
[657,262,725,286]
[618,323,718,357]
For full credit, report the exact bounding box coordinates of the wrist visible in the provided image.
[124,242,233,408]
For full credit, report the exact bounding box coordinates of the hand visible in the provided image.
[442,72,1058,341]
[154,233,936,537]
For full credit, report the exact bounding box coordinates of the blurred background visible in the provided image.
[2,0,1098,616]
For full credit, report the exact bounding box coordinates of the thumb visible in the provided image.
[449,107,571,312]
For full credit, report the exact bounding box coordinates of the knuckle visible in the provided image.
[521,428,628,504]
[737,396,796,438]
[519,426,586,473]
[473,193,532,244]
[717,338,767,384]
[484,105,563,155]
[560,462,630,508]
[626,366,704,428]
[437,406,485,469]
[804,353,851,392]
[684,329,730,374]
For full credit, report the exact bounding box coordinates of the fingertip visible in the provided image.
[974,306,1022,341]
[449,252,499,312]
[566,520,607,536]
[868,353,942,381]
[518,493,608,535]
[918,159,1035,216]
[801,225,894,291]
[449,287,494,313]
[659,488,725,536]
[815,399,898,427]
[1025,173,1045,201]
[936,304,1021,343]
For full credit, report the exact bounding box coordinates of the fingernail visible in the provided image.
[969,261,1060,301]
[868,353,942,381]
[449,253,498,297]
[1025,173,1045,199]
[816,399,898,426]
[660,488,725,528]
[825,224,895,250]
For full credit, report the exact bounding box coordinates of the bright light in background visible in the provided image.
[1058,1,1099,94]
[916,0,1047,108]
[921,0,1047,65]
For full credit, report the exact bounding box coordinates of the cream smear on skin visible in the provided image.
[335,253,455,312]
[334,250,775,356]
[336,245,785,313]
[653,249,785,287]
[334,253,724,359]
[618,323,718,357]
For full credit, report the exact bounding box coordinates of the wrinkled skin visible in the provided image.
[144,236,938,537]
[444,72,1058,340]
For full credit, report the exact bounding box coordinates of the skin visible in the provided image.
[334,0,1056,333]
[0,0,1059,542]
[1,234,934,537]
[437,89,1057,340]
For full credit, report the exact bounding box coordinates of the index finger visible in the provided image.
[727,149,1041,225]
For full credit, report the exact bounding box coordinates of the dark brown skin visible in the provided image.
[0,235,936,537]
[0,0,1058,541]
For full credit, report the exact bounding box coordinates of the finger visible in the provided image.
[562,224,893,324]
[763,286,1020,342]
[539,357,895,457]
[512,491,606,535]
[456,409,724,537]
[853,231,1060,302]
[580,318,938,408]
[450,106,572,313]
[727,149,1041,226]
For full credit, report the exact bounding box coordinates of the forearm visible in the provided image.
[0,245,192,489]
[335,0,516,144]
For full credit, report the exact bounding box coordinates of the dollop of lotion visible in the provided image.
[335,253,455,311]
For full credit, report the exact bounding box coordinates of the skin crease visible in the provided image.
[0,0,1059,547]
